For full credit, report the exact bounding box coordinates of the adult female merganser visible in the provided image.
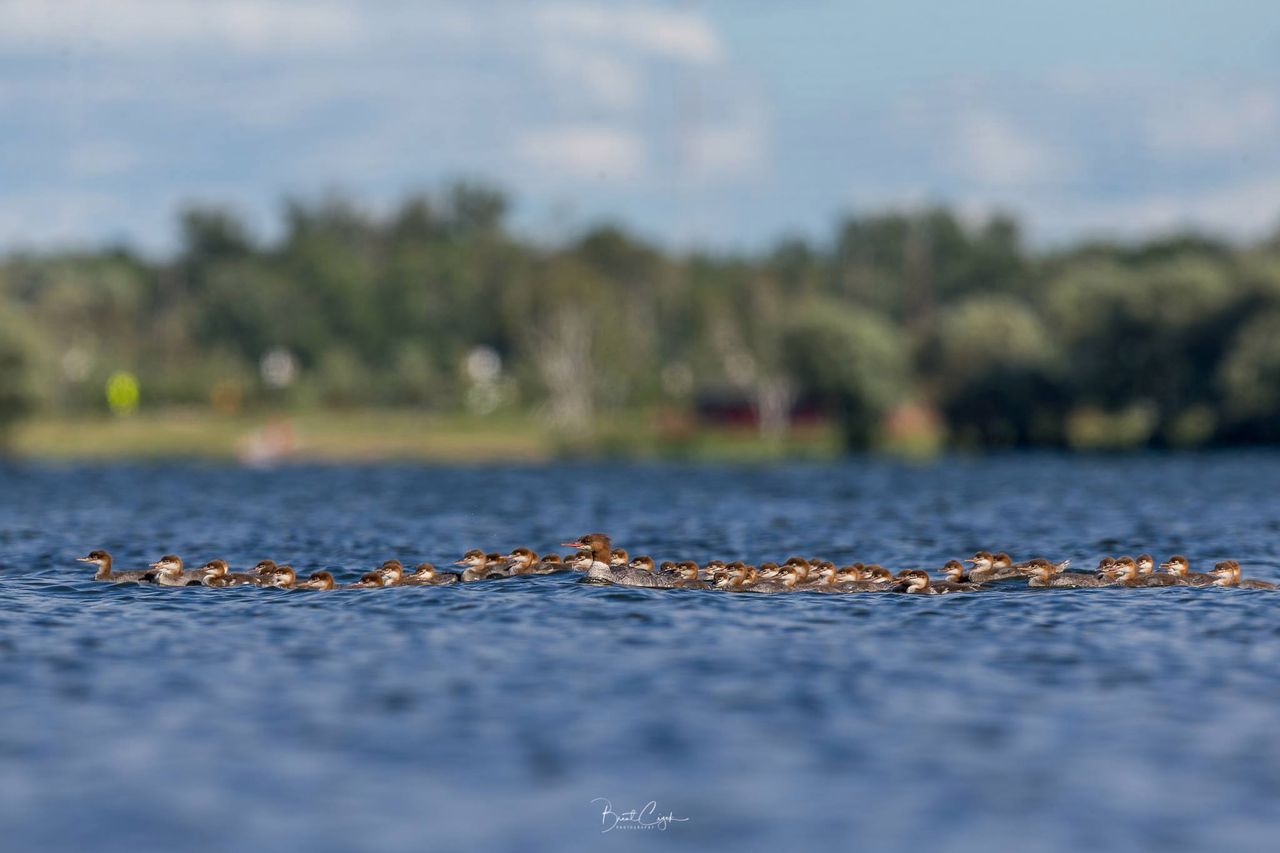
[1026,558,1113,588]
[296,571,337,590]
[200,559,263,587]
[455,549,505,582]
[1208,560,1276,589]
[1159,555,1215,587]
[1112,556,1177,587]
[150,555,202,586]
[401,562,460,585]
[562,533,617,583]
[77,550,153,583]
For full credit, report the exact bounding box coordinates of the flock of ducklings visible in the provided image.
[78,532,1275,593]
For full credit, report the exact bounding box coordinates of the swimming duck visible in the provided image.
[349,570,387,589]
[200,559,263,587]
[1026,558,1113,588]
[1135,554,1157,576]
[266,566,299,589]
[1159,555,1215,587]
[670,561,710,589]
[562,533,617,583]
[150,555,202,586]
[296,571,337,590]
[1112,556,1177,588]
[401,562,461,585]
[77,550,154,583]
[628,556,656,573]
[1208,560,1276,589]
[455,549,506,582]
[506,548,562,575]
[377,560,406,585]
[895,569,976,594]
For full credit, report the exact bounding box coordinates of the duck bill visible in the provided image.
[561,539,586,548]
[76,556,93,563]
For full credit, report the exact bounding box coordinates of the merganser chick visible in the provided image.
[402,562,460,585]
[895,569,975,594]
[658,560,677,573]
[861,566,895,586]
[1026,558,1113,588]
[757,562,781,579]
[77,550,153,583]
[349,570,387,589]
[455,549,504,582]
[1136,554,1157,575]
[610,548,629,568]
[267,566,299,589]
[1159,555,1215,587]
[831,565,888,592]
[296,571,336,591]
[562,533,616,583]
[251,560,280,581]
[150,554,206,584]
[672,561,710,589]
[150,555,202,586]
[200,559,263,587]
[377,560,406,585]
[1112,556,1177,587]
[628,556,656,573]
[702,560,727,581]
[781,557,813,585]
[504,548,552,575]
[738,564,800,593]
[1209,560,1276,589]
[942,560,972,583]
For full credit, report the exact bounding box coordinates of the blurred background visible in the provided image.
[3,0,1280,460]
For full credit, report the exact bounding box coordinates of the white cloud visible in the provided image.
[535,2,723,65]
[1144,88,1280,157]
[681,107,769,184]
[515,124,647,183]
[0,0,367,54]
[538,44,642,111]
[953,110,1078,189]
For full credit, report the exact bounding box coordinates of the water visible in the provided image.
[2,454,1279,852]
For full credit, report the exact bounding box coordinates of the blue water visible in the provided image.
[2,455,1279,852]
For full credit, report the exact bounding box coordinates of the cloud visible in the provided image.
[952,110,1078,189]
[1144,87,1280,158]
[535,2,724,65]
[538,44,642,111]
[0,0,368,54]
[515,124,647,183]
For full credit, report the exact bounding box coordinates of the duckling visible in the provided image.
[296,571,337,591]
[199,559,263,587]
[148,554,206,585]
[266,566,299,589]
[609,548,630,568]
[251,559,280,581]
[828,565,887,592]
[1112,556,1177,587]
[1159,555,1215,587]
[671,561,710,589]
[702,559,727,581]
[77,550,154,583]
[1135,554,1157,576]
[1026,558,1113,588]
[377,560,406,586]
[737,564,800,593]
[895,569,976,594]
[862,565,895,587]
[941,560,972,583]
[150,555,202,586]
[348,570,387,589]
[455,549,505,582]
[781,557,814,585]
[506,547,562,575]
[1209,560,1276,589]
[628,555,656,573]
[757,561,781,580]
[401,562,461,586]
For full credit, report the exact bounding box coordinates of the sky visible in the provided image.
[2,0,1280,253]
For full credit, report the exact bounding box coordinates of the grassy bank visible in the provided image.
[7,410,845,462]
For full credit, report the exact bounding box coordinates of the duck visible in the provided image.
[562,533,617,583]
[149,554,206,585]
[265,566,300,589]
[828,565,886,592]
[199,559,263,587]
[895,569,976,594]
[150,555,203,586]
[251,560,280,582]
[1135,554,1158,576]
[1026,558,1113,588]
[506,548,562,575]
[941,560,972,583]
[1111,556,1177,588]
[670,561,710,589]
[628,555,656,573]
[401,562,461,585]
[780,557,814,586]
[610,548,630,568]
[732,564,800,593]
[861,565,895,587]
[296,571,337,591]
[77,550,154,583]
[455,549,506,582]
[1159,555,1215,587]
[348,569,387,589]
[1208,560,1276,589]
[376,560,406,585]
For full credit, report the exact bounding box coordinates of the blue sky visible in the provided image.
[2,0,1279,253]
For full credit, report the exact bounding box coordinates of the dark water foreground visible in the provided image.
[1,455,1278,852]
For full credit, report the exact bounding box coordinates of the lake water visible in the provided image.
[2,455,1279,852]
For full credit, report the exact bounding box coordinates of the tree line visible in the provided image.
[2,182,1280,450]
